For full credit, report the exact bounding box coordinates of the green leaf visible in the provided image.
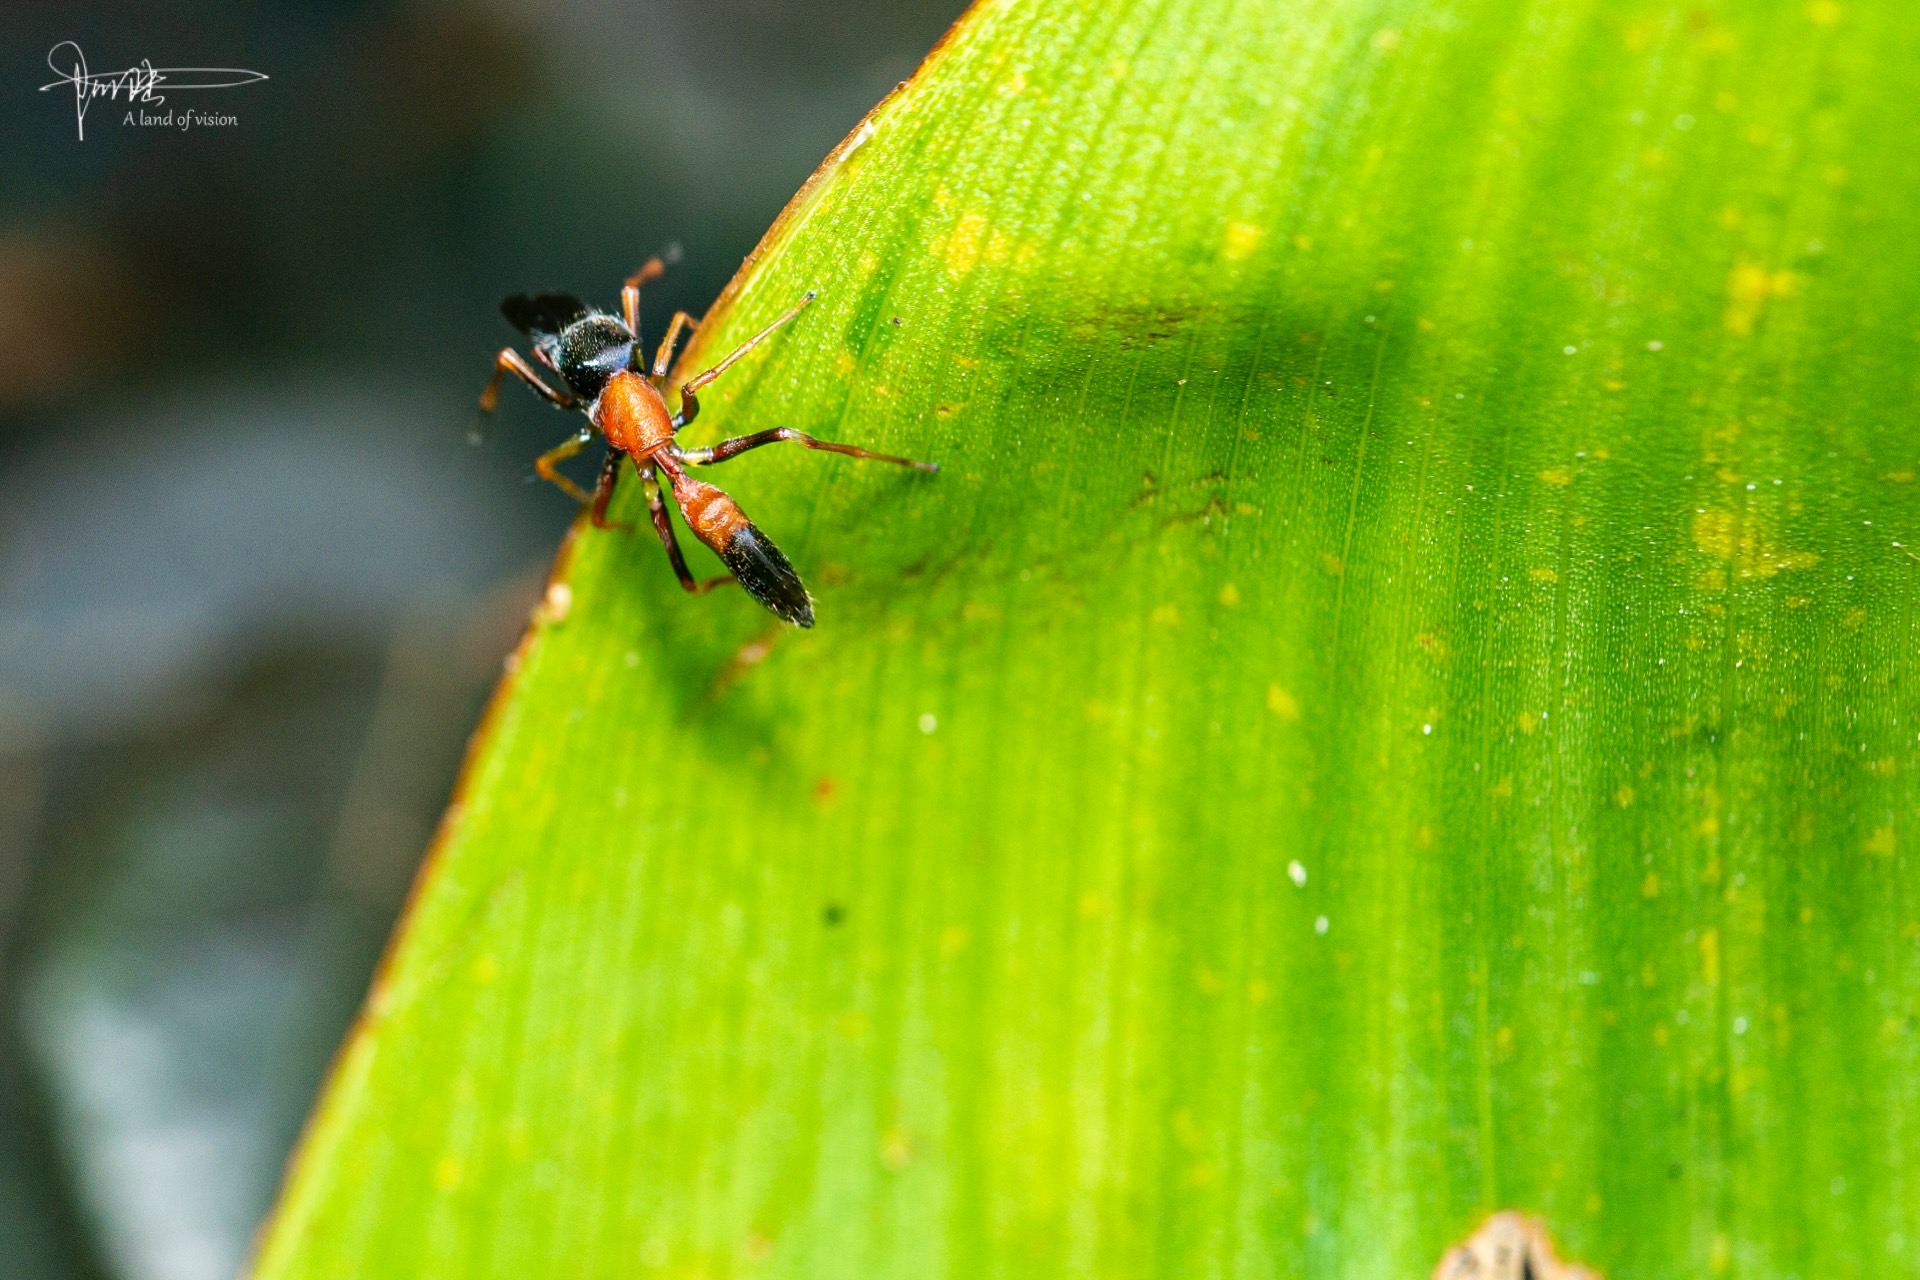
[256,0,1920,1276]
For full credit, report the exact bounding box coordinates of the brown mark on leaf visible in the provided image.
[1433,1213,1600,1280]
[1066,302,1201,351]
[704,626,786,700]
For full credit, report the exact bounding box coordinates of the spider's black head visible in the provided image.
[500,292,636,404]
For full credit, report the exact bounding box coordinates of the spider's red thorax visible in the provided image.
[591,370,675,457]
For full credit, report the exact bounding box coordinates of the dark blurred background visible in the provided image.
[0,2,966,1275]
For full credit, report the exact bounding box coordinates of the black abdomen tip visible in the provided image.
[719,523,815,627]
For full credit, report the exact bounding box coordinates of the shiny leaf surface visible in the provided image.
[257,1,1920,1276]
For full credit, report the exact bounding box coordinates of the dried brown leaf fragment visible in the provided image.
[1432,1212,1600,1280]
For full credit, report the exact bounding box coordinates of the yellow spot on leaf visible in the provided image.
[1724,259,1801,336]
[1616,785,1635,808]
[1806,0,1844,23]
[1218,582,1241,607]
[1490,776,1513,800]
[1539,466,1574,487]
[1642,872,1661,898]
[944,211,990,279]
[1694,510,1738,556]
[1700,929,1720,985]
[1151,604,1181,626]
[881,1129,913,1170]
[1529,567,1559,584]
[1370,27,1402,51]
[939,925,970,955]
[1691,509,1819,576]
[433,1155,463,1190]
[1224,220,1264,261]
[1321,552,1345,576]
[1867,826,1897,856]
[1266,684,1301,721]
[1516,711,1539,734]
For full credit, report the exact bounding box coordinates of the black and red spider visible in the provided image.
[479,256,935,627]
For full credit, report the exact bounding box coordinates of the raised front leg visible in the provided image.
[675,426,938,472]
[673,290,815,429]
[651,311,700,380]
[620,256,667,339]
